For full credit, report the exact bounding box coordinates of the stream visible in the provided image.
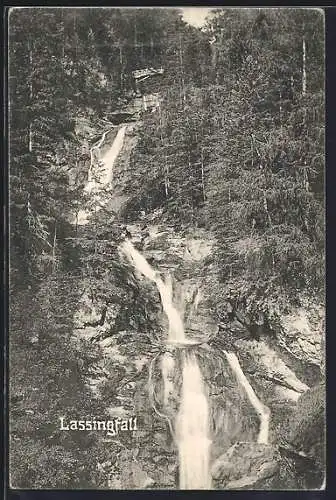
[77,124,127,225]
[73,109,325,490]
[120,239,212,489]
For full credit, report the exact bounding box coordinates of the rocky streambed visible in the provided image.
[72,218,325,489]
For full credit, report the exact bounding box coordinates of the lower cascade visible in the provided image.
[176,352,212,489]
[120,239,212,489]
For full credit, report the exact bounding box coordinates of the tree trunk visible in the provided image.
[28,39,33,152]
[94,206,97,255]
[150,36,154,58]
[119,45,123,90]
[211,40,217,78]
[179,34,186,106]
[52,223,57,274]
[291,75,294,96]
[200,150,206,202]
[164,154,169,198]
[279,90,283,134]
[302,35,307,96]
[159,106,169,197]
[263,192,272,227]
[28,123,33,153]
[134,19,137,47]
[303,165,310,192]
[75,210,78,235]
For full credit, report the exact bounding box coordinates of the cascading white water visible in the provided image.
[120,239,185,342]
[101,126,126,184]
[77,125,127,225]
[176,352,212,490]
[119,239,212,489]
[86,127,114,191]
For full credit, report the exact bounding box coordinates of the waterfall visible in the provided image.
[101,126,126,184]
[86,127,114,193]
[120,239,185,342]
[119,239,212,489]
[77,125,127,225]
[176,352,212,490]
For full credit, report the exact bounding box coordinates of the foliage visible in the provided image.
[9,277,112,488]
[123,8,324,312]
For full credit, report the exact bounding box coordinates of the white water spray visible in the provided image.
[119,239,212,489]
[77,125,127,225]
[120,239,185,342]
[100,126,126,184]
[87,127,114,190]
[176,352,212,489]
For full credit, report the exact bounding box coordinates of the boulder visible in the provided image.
[234,339,309,403]
[282,382,325,472]
[211,442,297,489]
[100,337,114,347]
[278,304,324,380]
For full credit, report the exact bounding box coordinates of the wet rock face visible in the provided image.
[283,383,325,469]
[202,351,260,454]
[152,345,262,460]
[256,302,325,390]
[234,339,309,400]
[280,304,324,369]
[211,442,298,490]
[72,193,324,490]
[228,338,312,447]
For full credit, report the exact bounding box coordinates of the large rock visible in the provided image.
[234,339,309,402]
[73,290,102,327]
[279,304,324,369]
[211,442,297,489]
[282,382,325,472]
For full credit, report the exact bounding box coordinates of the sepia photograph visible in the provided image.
[8,6,325,490]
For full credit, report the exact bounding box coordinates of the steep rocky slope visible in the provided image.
[71,117,325,489]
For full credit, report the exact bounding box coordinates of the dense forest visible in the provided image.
[9,8,325,490]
